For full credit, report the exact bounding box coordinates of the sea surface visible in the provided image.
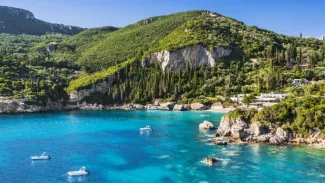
[0,110,325,183]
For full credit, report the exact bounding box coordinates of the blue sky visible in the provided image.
[1,0,324,38]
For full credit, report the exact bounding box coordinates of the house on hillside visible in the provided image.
[292,79,310,87]
[230,92,288,104]
[257,92,288,102]
[230,94,245,103]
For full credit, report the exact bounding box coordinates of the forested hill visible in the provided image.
[0,9,324,109]
[63,10,323,94]
[55,10,322,72]
[0,6,85,35]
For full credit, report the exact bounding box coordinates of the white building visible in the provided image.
[230,92,288,104]
[292,79,310,87]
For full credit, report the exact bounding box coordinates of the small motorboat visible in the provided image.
[140,125,153,131]
[31,152,51,160]
[68,166,89,176]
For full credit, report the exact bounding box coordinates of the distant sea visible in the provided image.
[0,110,324,183]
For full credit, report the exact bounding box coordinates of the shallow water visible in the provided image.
[0,110,325,183]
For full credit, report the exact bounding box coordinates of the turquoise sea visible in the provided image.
[0,110,325,183]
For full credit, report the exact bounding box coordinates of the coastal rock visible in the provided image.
[291,138,307,144]
[199,120,215,130]
[315,140,325,148]
[217,117,232,136]
[160,102,175,110]
[249,123,268,136]
[146,104,161,110]
[214,137,228,145]
[184,104,190,110]
[142,45,232,71]
[276,127,288,140]
[217,116,248,139]
[173,104,186,111]
[256,134,272,142]
[230,120,247,139]
[269,128,289,145]
[153,100,160,106]
[0,100,50,114]
[190,103,208,110]
[309,129,322,143]
[269,135,286,145]
[210,102,224,110]
[202,157,219,165]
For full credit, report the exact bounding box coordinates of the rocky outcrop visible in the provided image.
[215,113,304,145]
[190,103,209,110]
[210,102,224,110]
[249,122,268,136]
[199,120,215,130]
[217,116,248,139]
[0,6,35,19]
[0,6,85,35]
[269,128,288,145]
[70,75,116,102]
[173,104,187,111]
[202,157,219,165]
[214,137,228,145]
[143,45,232,71]
[0,99,76,114]
[160,102,175,110]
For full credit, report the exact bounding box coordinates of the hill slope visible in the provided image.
[58,10,321,71]
[0,6,85,35]
[56,10,205,71]
[64,10,323,92]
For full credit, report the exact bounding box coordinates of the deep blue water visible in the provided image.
[0,110,325,183]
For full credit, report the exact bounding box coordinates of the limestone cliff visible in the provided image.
[142,45,232,71]
[70,75,115,102]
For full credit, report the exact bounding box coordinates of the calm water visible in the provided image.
[0,110,325,183]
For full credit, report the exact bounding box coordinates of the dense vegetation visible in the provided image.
[0,56,71,105]
[255,94,325,137]
[66,11,324,93]
[55,11,204,71]
[146,13,322,58]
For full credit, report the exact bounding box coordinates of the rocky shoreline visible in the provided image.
[207,115,325,149]
[77,101,231,112]
[0,100,231,114]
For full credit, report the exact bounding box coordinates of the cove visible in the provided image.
[0,110,325,183]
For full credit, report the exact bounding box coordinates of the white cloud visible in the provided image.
[304,35,325,40]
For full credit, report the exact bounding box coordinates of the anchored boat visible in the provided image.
[68,166,89,176]
[140,125,153,131]
[31,152,51,160]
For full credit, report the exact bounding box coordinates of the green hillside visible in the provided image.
[0,9,324,108]
[71,11,205,71]
[52,26,119,64]
[65,10,323,93]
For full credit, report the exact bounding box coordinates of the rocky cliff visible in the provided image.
[70,75,116,102]
[215,114,325,148]
[0,98,75,114]
[0,6,85,35]
[142,45,232,71]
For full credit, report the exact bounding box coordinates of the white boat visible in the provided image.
[140,125,153,131]
[68,166,89,176]
[31,152,51,160]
